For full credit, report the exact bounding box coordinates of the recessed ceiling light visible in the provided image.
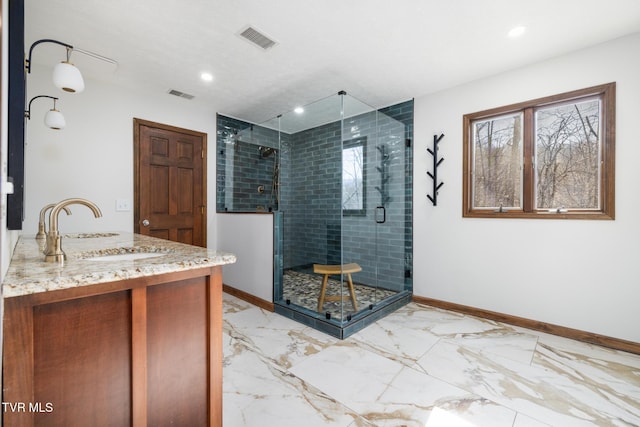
[200,72,214,82]
[508,26,526,38]
[294,107,304,114]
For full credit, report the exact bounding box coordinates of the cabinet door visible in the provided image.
[146,277,209,427]
[33,291,132,427]
[4,269,223,427]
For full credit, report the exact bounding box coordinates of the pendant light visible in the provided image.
[26,40,85,92]
[25,95,66,130]
[52,47,85,93]
[44,100,66,130]
[24,38,116,129]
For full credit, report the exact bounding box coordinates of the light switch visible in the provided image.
[116,199,131,212]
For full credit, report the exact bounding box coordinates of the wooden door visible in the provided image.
[134,119,207,247]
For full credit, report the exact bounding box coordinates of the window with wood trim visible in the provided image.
[463,83,615,219]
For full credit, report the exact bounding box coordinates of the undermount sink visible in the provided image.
[83,252,167,262]
[63,232,120,239]
[77,246,172,262]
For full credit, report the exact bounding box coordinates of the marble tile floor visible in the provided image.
[222,293,640,427]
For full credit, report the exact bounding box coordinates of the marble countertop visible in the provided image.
[2,232,236,298]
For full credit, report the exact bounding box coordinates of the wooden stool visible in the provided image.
[313,263,362,312]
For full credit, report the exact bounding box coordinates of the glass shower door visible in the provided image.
[340,94,408,321]
[371,107,408,303]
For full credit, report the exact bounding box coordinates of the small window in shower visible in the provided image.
[342,137,366,215]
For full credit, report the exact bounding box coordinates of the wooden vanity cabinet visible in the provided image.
[2,266,223,427]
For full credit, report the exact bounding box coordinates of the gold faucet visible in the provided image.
[44,198,103,263]
[35,203,72,240]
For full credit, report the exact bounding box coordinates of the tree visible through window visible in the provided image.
[535,99,600,209]
[472,113,523,209]
[343,137,365,214]
[463,83,615,219]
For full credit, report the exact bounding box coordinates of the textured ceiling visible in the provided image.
[25,0,640,125]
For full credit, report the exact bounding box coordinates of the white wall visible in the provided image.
[216,213,274,302]
[413,33,640,343]
[23,64,220,247]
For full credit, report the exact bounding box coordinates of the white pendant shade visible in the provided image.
[52,61,85,93]
[45,109,66,130]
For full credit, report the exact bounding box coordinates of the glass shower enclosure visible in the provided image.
[217,92,413,338]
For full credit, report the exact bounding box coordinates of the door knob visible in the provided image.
[142,219,150,227]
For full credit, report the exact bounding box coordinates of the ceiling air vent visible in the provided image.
[167,89,195,100]
[239,26,277,50]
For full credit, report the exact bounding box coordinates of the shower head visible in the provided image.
[259,146,277,158]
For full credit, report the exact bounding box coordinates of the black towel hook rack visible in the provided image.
[427,133,444,206]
